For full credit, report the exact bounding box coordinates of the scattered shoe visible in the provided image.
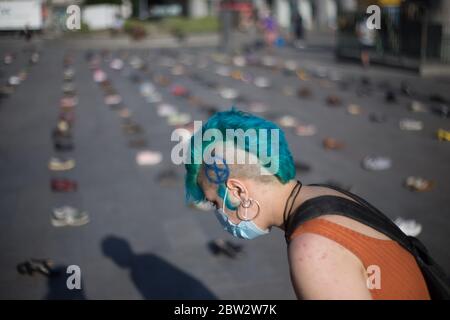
[118,108,131,119]
[361,156,392,171]
[326,95,342,106]
[369,113,388,123]
[122,121,143,135]
[53,137,74,151]
[136,150,163,166]
[429,94,447,104]
[8,76,21,86]
[232,55,246,67]
[110,58,124,70]
[157,104,177,117]
[385,90,397,103]
[51,178,78,192]
[60,96,78,108]
[404,176,434,192]
[277,115,297,128]
[63,68,75,81]
[219,88,238,100]
[170,85,189,97]
[62,83,76,95]
[437,128,450,141]
[347,104,362,115]
[93,69,107,83]
[323,138,344,150]
[4,53,13,65]
[430,104,449,118]
[294,161,311,174]
[139,82,156,97]
[104,94,122,106]
[208,239,243,259]
[167,113,191,126]
[254,76,271,88]
[297,87,312,98]
[52,206,89,227]
[409,100,427,113]
[17,259,59,277]
[295,124,317,136]
[48,157,75,171]
[399,118,423,131]
[230,70,243,80]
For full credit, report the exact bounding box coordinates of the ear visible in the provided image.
[226,178,249,202]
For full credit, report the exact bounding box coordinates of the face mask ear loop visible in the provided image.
[222,186,229,215]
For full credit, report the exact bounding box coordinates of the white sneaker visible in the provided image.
[52,207,89,227]
[362,156,392,171]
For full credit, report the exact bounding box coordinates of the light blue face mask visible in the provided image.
[214,187,270,240]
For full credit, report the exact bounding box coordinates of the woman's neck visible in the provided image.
[271,182,316,231]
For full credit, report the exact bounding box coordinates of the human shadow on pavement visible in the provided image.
[101,235,217,299]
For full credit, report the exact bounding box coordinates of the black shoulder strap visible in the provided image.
[285,195,414,253]
[310,184,406,236]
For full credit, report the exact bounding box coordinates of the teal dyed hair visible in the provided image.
[184,108,295,208]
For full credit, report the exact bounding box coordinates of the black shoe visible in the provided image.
[54,137,74,151]
[208,239,237,258]
[208,239,243,259]
[16,259,59,277]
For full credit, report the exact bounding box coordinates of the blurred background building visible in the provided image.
[336,0,450,75]
[1,0,449,71]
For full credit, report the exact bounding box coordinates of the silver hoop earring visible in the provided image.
[237,198,261,221]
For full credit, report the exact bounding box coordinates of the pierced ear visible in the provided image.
[226,179,248,202]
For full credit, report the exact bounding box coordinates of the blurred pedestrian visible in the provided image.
[356,16,376,68]
[292,11,305,49]
[260,10,278,50]
[23,24,33,43]
[111,13,124,37]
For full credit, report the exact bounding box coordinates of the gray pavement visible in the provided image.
[0,35,449,299]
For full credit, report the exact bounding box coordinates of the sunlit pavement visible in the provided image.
[0,36,449,299]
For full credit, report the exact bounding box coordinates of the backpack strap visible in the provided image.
[285,195,413,254]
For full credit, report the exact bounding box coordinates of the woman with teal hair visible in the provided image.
[184,108,433,300]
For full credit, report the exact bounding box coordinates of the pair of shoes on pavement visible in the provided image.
[48,157,75,171]
[51,178,78,192]
[404,176,434,192]
[17,259,60,277]
[323,137,345,150]
[53,135,74,151]
[51,206,89,227]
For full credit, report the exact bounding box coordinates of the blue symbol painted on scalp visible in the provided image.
[204,156,229,184]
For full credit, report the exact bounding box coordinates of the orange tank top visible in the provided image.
[290,218,430,300]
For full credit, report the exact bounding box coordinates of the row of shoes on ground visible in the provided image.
[89,54,163,167]
[48,56,89,228]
